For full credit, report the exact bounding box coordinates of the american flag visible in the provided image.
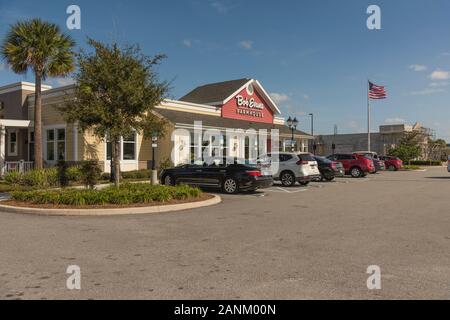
[368,81,387,100]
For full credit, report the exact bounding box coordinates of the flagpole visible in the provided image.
[368,82,371,151]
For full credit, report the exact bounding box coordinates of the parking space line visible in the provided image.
[265,187,309,194]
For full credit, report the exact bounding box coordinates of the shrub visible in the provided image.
[79,161,102,189]
[66,166,82,182]
[100,172,111,181]
[10,183,203,206]
[408,160,442,166]
[4,171,23,185]
[57,161,70,188]
[21,168,59,188]
[121,169,151,180]
[159,158,173,170]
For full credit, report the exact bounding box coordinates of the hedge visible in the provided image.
[408,160,443,166]
[10,183,202,206]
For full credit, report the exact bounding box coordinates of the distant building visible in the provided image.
[315,122,434,158]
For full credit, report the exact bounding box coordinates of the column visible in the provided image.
[0,126,6,176]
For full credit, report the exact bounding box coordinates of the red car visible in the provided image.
[327,153,375,177]
[379,156,403,171]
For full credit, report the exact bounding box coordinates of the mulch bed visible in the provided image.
[1,193,214,210]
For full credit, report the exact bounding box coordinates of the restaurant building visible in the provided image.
[0,78,313,173]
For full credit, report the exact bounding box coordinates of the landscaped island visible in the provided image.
[5,183,208,209]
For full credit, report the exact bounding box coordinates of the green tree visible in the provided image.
[388,132,422,163]
[1,19,75,169]
[60,39,168,187]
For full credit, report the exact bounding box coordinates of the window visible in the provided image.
[29,131,35,161]
[298,153,315,162]
[280,154,293,162]
[106,132,136,161]
[46,128,66,161]
[56,129,66,161]
[122,132,136,160]
[8,130,18,156]
[46,129,55,161]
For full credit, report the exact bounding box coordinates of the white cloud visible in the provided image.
[182,39,192,48]
[429,69,450,80]
[429,82,449,87]
[270,92,290,104]
[385,118,406,124]
[409,64,427,72]
[238,40,253,50]
[209,0,233,14]
[53,77,75,87]
[409,88,445,96]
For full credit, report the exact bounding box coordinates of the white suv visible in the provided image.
[258,152,321,186]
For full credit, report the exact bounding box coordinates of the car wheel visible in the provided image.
[324,175,335,181]
[223,178,239,194]
[350,167,363,178]
[299,181,310,186]
[388,165,397,171]
[280,172,296,187]
[163,174,175,186]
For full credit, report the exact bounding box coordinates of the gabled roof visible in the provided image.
[179,78,250,105]
[179,78,281,115]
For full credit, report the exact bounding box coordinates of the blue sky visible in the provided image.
[1,0,450,140]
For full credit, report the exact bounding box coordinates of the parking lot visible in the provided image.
[0,167,449,299]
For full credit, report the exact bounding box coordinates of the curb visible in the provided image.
[0,194,221,216]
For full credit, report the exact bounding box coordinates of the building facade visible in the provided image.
[315,123,434,158]
[0,78,313,174]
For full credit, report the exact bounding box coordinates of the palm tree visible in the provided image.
[1,19,75,169]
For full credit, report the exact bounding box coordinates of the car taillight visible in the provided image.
[296,160,309,165]
[331,162,337,169]
[246,170,262,177]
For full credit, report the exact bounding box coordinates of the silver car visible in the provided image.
[257,152,321,186]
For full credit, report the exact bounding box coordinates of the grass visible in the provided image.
[9,183,203,206]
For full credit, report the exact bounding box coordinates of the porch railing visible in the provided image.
[1,160,34,175]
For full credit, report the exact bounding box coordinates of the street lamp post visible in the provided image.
[309,113,316,154]
[286,116,299,152]
[151,132,159,185]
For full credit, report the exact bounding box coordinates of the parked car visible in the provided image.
[160,162,273,194]
[327,153,375,177]
[447,156,450,172]
[257,152,321,187]
[354,151,385,173]
[313,156,345,181]
[379,156,403,171]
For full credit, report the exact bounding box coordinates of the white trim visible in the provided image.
[0,82,52,95]
[254,80,282,115]
[72,125,78,162]
[104,131,139,171]
[0,119,32,128]
[43,125,67,163]
[273,116,285,125]
[7,129,18,156]
[222,79,254,105]
[158,99,221,116]
[221,79,282,115]
[28,130,34,162]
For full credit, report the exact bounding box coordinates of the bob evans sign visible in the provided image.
[221,88,274,123]
[235,95,264,118]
